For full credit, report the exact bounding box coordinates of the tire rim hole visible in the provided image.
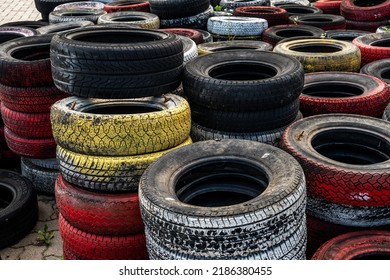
[311,129,390,165]
[284,7,315,14]
[0,185,14,210]
[176,160,268,207]
[110,16,147,22]
[380,68,390,80]
[328,35,355,41]
[11,44,50,60]
[354,0,385,7]
[244,9,277,14]
[371,39,390,47]
[82,104,161,114]
[303,84,364,98]
[213,46,261,51]
[0,34,24,44]
[68,31,160,43]
[275,30,314,37]
[290,44,342,53]
[352,253,390,260]
[300,18,334,23]
[60,12,98,16]
[209,63,277,81]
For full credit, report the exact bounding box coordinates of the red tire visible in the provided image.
[55,175,144,236]
[313,0,341,15]
[59,214,149,260]
[346,18,390,33]
[1,103,52,139]
[103,0,150,13]
[4,127,56,158]
[341,0,390,21]
[0,83,68,113]
[279,114,390,207]
[233,6,289,27]
[300,72,390,118]
[312,230,390,260]
[353,33,390,65]
[160,28,204,44]
[0,127,7,149]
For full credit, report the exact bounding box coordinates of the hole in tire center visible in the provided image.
[11,44,50,60]
[245,9,277,14]
[214,46,263,51]
[82,104,161,114]
[371,39,390,47]
[380,69,390,80]
[69,31,159,43]
[209,63,277,81]
[354,0,385,7]
[300,17,334,22]
[311,129,390,165]
[328,35,357,41]
[0,185,14,211]
[175,160,269,207]
[60,12,97,16]
[275,29,314,38]
[303,83,364,98]
[290,44,342,53]
[284,7,315,14]
[0,34,24,44]
[352,253,390,260]
[110,16,147,22]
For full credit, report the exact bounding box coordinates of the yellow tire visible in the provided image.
[51,94,191,156]
[273,38,361,73]
[57,137,192,192]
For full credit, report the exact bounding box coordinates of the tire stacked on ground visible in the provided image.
[103,1,151,13]
[34,0,81,21]
[341,0,390,32]
[277,4,323,16]
[313,0,341,15]
[149,0,213,28]
[220,0,271,11]
[288,14,346,31]
[279,114,390,258]
[50,26,191,259]
[0,34,67,188]
[183,50,304,146]
[360,59,390,85]
[232,6,289,27]
[325,29,370,42]
[197,40,273,55]
[352,33,390,66]
[49,5,107,24]
[139,139,308,259]
[97,11,160,28]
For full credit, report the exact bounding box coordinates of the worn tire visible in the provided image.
[207,16,268,36]
[0,26,38,43]
[288,14,346,31]
[383,102,390,121]
[97,11,160,29]
[360,58,390,86]
[352,33,390,66]
[233,6,289,27]
[53,1,105,11]
[325,29,370,42]
[197,40,273,55]
[161,28,204,44]
[273,38,361,72]
[36,20,94,34]
[220,0,271,10]
[278,4,323,16]
[103,1,151,13]
[340,0,390,22]
[159,5,213,29]
[139,139,307,259]
[0,20,49,29]
[346,18,390,33]
[149,0,210,20]
[279,114,390,207]
[34,0,80,15]
[50,95,191,156]
[300,72,390,118]
[49,9,107,24]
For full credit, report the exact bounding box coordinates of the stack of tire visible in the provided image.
[341,0,390,32]
[48,1,107,24]
[103,1,151,13]
[183,50,304,146]
[314,0,341,15]
[149,0,213,29]
[49,25,192,259]
[97,11,160,29]
[34,0,82,21]
[0,34,68,193]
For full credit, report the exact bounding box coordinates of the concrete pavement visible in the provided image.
[0,0,41,25]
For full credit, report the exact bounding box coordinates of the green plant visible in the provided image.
[36,224,54,246]
[214,5,222,11]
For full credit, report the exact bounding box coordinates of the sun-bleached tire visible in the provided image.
[97,11,160,29]
[197,40,272,55]
[207,16,268,36]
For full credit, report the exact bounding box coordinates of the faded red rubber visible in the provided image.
[314,1,341,15]
[55,175,144,236]
[341,0,390,21]
[233,6,289,27]
[353,35,390,65]
[160,28,204,44]
[103,1,150,13]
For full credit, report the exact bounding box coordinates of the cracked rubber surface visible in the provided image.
[353,33,390,66]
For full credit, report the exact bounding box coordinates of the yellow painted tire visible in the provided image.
[51,94,191,156]
[56,137,192,192]
[273,38,361,73]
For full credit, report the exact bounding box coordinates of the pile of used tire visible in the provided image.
[0,0,389,260]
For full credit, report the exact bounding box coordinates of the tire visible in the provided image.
[0,103,53,139]
[0,34,53,87]
[352,33,390,66]
[340,0,390,22]
[261,24,325,46]
[50,25,183,98]
[273,38,361,72]
[325,29,370,42]
[49,9,107,24]
[34,0,81,15]
[56,137,192,192]
[312,231,390,260]
[207,16,268,36]
[279,114,390,207]
[0,170,38,249]
[0,20,49,29]
[271,0,310,6]
[300,72,390,118]
[377,26,390,33]
[59,214,148,260]
[183,50,304,111]
[29,157,59,169]
[191,100,300,132]
[210,33,263,41]
[53,1,105,11]
[179,36,198,65]
[197,40,273,55]
[233,6,289,27]
[384,102,390,121]
[190,111,303,145]
[313,0,341,15]
[159,5,213,29]
[103,1,151,13]
[277,4,323,16]
[55,175,144,235]
[194,28,213,43]
[0,26,38,43]
[36,20,95,34]
[288,14,346,31]
[4,127,57,158]
[50,95,191,156]
[139,139,307,259]
[346,18,390,33]
[160,28,204,44]
[149,0,210,19]
[220,0,271,10]
[21,157,58,195]
[97,11,160,29]
[0,83,68,113]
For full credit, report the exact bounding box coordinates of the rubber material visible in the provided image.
[36,20,94,34]
[97,11,160,29]
[233,6,289,27]
[325,29,370,42]
[179,35,198,64]
[340,0,390,21]
[159,5,213,29]
[352,33,390,65]
[21,157,58,194]
[34,0,81,15]
[314,0,341,15]
[0,26,38,43]
[288,14,346,31]
[149,0,210,20]
[197,40,273,55]
[384,102,390,121]
[0,20,49,29]
[220,0,271,10]
[53,1,105,11]
[49,9,107,24]
[161,28,204,44]
[103,1,151,13]
[207,16,268,36]
[278,4,323,16]
[50,95,191,156]
[346,18,390,33]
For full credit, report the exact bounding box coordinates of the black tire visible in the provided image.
[197,40,273,55]
[139,139,307,259]
[50,25,183,98]
[49,9,107,24]
[277,4,323,16]
[159,5,213,29]
[289,14,346,31]
[0,170,38,249]
[0,27,38,43]
[21,157,58,195]
[149,0,210,19]
[262,24,325,46]
[36,20,95,34]
[194,29,213,43]
[360,58,390,86]
[325,29,370,42]
[220,0,271,10]
[0,20,49,29]
[34,0,80,15]
[384,102,390,121]
[183,50,304,111]
[29,157,59,169]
